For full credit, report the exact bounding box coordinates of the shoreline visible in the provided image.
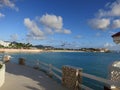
[0,49,43,53]
[0,49,83,53]
[46,50,84,52]
[0,49,109,53]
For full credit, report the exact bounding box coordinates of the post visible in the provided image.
[62,66,82,90]
[3,55,11,63]
[104,86,111,90]
[18,58,25,65]
[48,64,53,77]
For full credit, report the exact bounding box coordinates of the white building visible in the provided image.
[0,40,10,47]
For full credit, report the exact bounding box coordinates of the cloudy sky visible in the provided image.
[0,0,120,49]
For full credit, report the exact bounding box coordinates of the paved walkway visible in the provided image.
[1,62,67,90]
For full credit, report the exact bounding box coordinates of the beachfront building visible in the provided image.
[100,48,109,52]
[112,32,120,44]
[0,40,10,47]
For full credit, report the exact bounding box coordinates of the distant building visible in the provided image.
[100,48,109,52]
[112,32,120,44]
[0,40,10,47]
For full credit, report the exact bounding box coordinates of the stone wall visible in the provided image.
[109,67,120,89]
[62,65,82,90]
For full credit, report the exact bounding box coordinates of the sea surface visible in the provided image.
[2,52,120,90]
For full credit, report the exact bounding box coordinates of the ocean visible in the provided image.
[4,52,120,90]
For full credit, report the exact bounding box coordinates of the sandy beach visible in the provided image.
[0,49,43,53]
[0,49,83,53]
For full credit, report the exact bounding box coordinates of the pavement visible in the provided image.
[1,62,67,90]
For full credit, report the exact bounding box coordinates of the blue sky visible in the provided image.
[0,0,120,49]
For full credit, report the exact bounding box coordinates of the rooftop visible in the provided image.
[112,32,120,37]
[1,62,67,90]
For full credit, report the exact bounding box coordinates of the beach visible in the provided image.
[0,49,83,53]
[0,49,43,53]
[0,48,109,53]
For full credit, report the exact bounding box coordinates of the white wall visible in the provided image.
[0,64,5,87]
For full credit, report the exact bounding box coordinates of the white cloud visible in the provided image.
[98,0,120,17]
[89,0,120,30]
[0,0,18,11]
[104,42,113,47]
[0,13,5,18]
[103,42,120,50]
[40,14,63,29]
[40,14,71,34]
[45,27,54,35]
[89,18,110,30]
[110,0,120,16]
[24,18,45,40]
[24,14,71,40]
[112,19,120,29]
[54,29,71,34]
[63,29,71,34]
[54,29,62,33]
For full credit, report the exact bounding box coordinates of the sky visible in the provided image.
[0,0,120,49]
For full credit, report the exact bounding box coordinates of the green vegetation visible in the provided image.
[0,64,2,69]
[0,42,33,49]
[9,42,33,49]
[0,45,4,48]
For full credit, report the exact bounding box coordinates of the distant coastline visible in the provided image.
[0,49,43,53]
[45,50,84,52]
[0,41,111,53]
[0,48,111,53]
[0,49,83,53]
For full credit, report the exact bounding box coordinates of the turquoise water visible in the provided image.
[6,52,120,89]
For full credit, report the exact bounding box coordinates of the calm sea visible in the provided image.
[4,52,120,89]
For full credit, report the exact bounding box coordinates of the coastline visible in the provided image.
[46,50,84,52]
[0,49,83,53]
[0,49,109,53]
[0,49,43,53]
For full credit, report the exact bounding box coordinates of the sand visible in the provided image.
[0,49,83,54]
[0,49,43,53]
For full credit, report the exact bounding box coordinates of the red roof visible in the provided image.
[112,32,120,37]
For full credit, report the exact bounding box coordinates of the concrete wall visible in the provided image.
[0,64,5,87]
[62,65,82,90]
